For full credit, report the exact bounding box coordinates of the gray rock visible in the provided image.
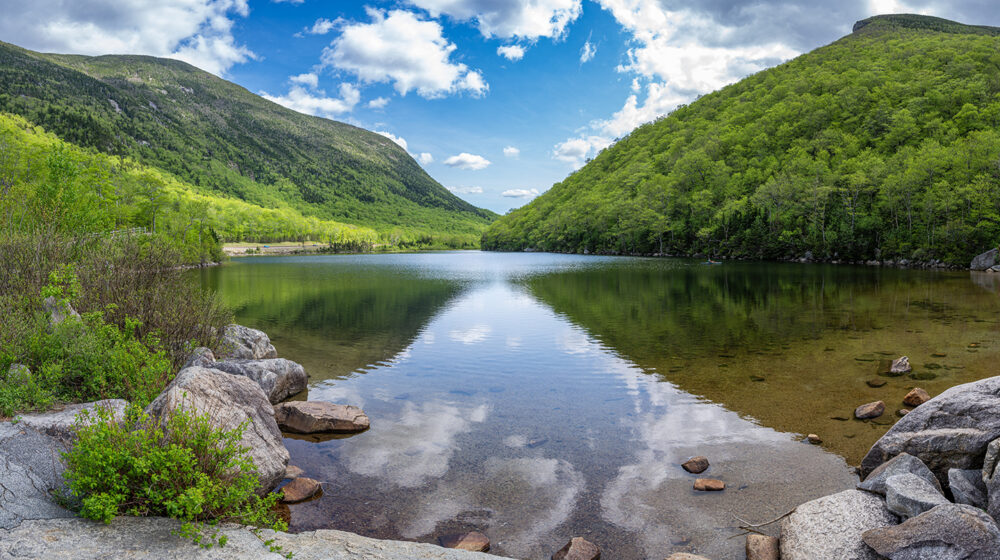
[891,356,912,375]
[206,358,307,404]
[862,503,1000,560]
[983,437,1000,484]
[860,375,1000,486]
[971,248,999,271]
[859,453,942,496]
[780,489,899,560]
[218,324,278,360]
[948,469,987,509]
[855,401,885,419]
[42,295,81,326]
[6,364,30,383]
[16,400,129,443]
[145,367,289,492]
[0,423,74,530]
[885,473,949,519]
[0,517,512,559]
[273,401,369,434]
[183,346,216,369]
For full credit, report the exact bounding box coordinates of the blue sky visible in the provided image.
[2,0,1000,213]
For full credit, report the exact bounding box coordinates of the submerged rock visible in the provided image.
[285,465,305,480]
[948,469,987,509]
[207,358,308,404]
[551,536,600,560]
[884,473,948,519]
[280,477,322,504]
[273,401,369,434]
[862,504,1000,560]
[745,534,779,560]
[780,489,898,560]
[665,555,711,560]
[438,531,490,552]
[867,379,887,388]
[855,401,886,420]
[218,324,278,360]
[693,478,725,491]
[858,452,942,496]
[902,388,930,407]
[681,456,710,474]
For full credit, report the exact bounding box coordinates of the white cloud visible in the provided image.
[289,72,319,89]
[503,146,520,158]
[322,8,488,99]
[552,136,611,168]
[367,96,391,109]
[443,152,491,170]
[376,130,409,151]
[272,0,304,3]
[497,45,526,61]
[303,17,339,35]
[417,152,434,165]
[406,0,582,40]
[0,0,255,76]
[579,40,596,63]
[260,82,360,118]
[447,185,484,194]
[502,188,540,198]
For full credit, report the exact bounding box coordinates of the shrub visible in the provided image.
[62,404,286,547]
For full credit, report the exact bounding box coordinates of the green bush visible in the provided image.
[62,404,286,547]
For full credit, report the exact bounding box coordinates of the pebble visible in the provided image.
[806,434,822,444]
[694,478,725,491]
[855,401,885,419]
[682,456,710,474]
[551,536,600,560]
[902,388,930,407]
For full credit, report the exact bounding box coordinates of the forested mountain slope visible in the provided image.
[0,40,494,241]
[483,15,1000,264]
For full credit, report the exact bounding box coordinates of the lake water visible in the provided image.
[198,252,1000,559]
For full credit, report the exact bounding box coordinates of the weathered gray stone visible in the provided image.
[0,517,512,559]
[983,437,1000,484]
[862,504,1000,560]
[183,347,215,369]
[0,424,74,530]
[207,359,308,404]
[855,401,885,419]
[780,489,898,560]
[42,295,80,326]
[16,400,129,443]
[948,469,987,509]
[891,357,912,375]
[273,401,369,434]
[859,452,942,496]
[861,376,1000,485]
[971,248,999,271]
[145,367,289,492]
[885,473,949,519]
[665,555,710,560]
[218,324,278,360]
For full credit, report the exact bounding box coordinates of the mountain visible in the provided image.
[482,15,1000,265]
[0,40,494,242]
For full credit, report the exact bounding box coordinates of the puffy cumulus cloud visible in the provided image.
[260,81,360,118]
[301,17,340,36]
[0,0,254,76]
[375,130,409,151]
[579,40,596,63]
[417,152,434,165]
[503,146,520,158]
[502,188,541,198]
[447,185,484,194]
[321,8,488,99]
[406,0,582,40]
[552,136,611,168]
[367,96,390,109]
[443,152,491,170]
[497,44,526,61]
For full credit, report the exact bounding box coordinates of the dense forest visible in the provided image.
[483,15,1000,265]
[0,40,495,246]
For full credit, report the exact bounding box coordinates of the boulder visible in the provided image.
[207,358,308,404]
[438,531,490,552]
[902,388,930,407]
[681,456,710,474]
[858,453,942,496]
[42,295,80,326]
[948,469,987,509]
[890,357,912,375]
[983,437,1000,484]
[885,473,949,519]
[971,248,999,271]
[16,400,129,442]
[273,401,369,434]
[279,477,322,504]
[862,504,1000,560]
[145,367,289,492]
[551,536,600,560]
[780,489,898,560]
[855,401,885,420]
[182,347,215,369]
[693,478,725,491]
[0,423,75,529]
[860,376,1000,484]
[745,534,779,560]
[218,324,278,360]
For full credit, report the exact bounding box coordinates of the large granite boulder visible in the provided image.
[145,367,289,491]
[206,358,307,404]
[884,473,949,519]
[273,401,369,434]
[218,324,278,360]
[949,469,987,509]
[862,503,1000,560]
[860,376,1000,485]
[858,452,941,496]
[0,423,75,530]
[780,489,898,560]
[16,400,129,443]
[971,248,999,271]
[182,347,216,369]
[0,517,513,559]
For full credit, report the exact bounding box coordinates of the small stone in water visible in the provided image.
[855,401,885,419]
[830,416,850,421]
[551,536,600,560]
[807,434,822,444]
[438,531,490,552]
[903,388,930,407]
[745,534,780,560]
[279,477,322,504]
[682,456,710,474]
[527,438,548,448]
[284,465,305,479]
[909,371,938,381]
[750,375,766,382]
[890,356,912,375]
[867,379,887,388]
[931,352,947,358]
[694,478,725,491]
[897,409,909,417]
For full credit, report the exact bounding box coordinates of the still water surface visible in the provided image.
[199,252,1000,559]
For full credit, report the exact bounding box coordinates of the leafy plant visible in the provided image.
[61,404,286,548]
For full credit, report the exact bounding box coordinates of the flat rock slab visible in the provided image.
[274,401,370,434]
[280,477,322,504]
[780,489,898,560]
[948,468,987,509]
[863,503,1000,560]
[438,531,490,552]
[551,536,600,560]
[0,517,512,559]
[693,478,725,491]
[885,473,948,519]
[681,456,709,474]
[858,453,942,496]
[855,401,886,419]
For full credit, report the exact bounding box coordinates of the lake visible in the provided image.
[198,252,1000,559]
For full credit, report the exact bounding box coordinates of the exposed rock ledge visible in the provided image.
[0,517,511,560]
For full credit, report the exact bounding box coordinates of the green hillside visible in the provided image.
[0,40,494,244]
[483,15,1000,265]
